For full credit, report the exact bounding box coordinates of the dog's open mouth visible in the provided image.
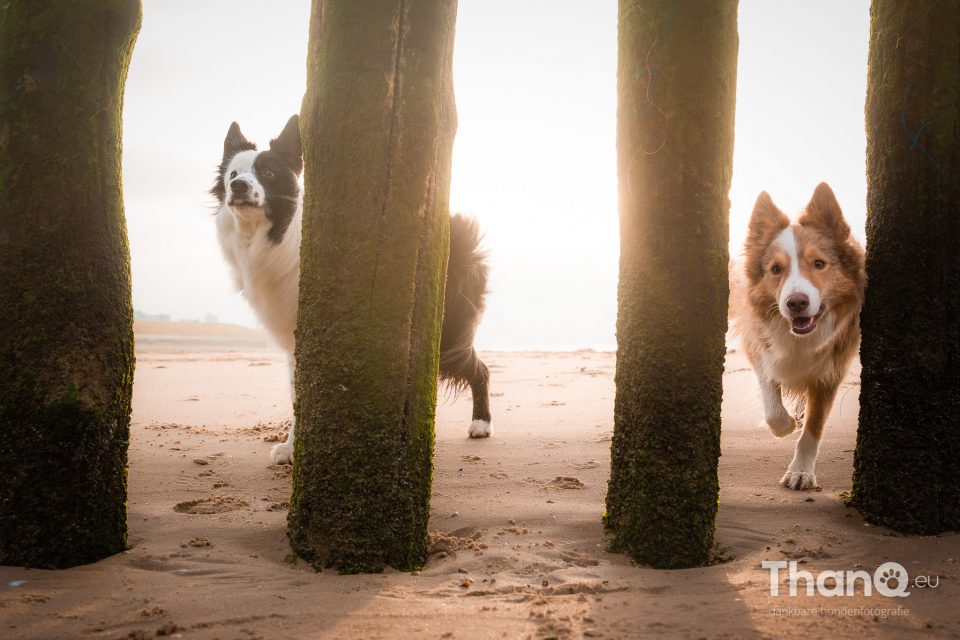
[790,306,825,335]
[230,198,261,209]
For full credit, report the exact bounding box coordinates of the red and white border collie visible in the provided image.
[211,116,492,464]
[732,183,865,490]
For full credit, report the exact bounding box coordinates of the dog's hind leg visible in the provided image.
[757,371,798,437]
[270,355,296,465]
[467,355,492,438]
[439,214,491,438]
[439,346,493,438]
[780,382,837,490]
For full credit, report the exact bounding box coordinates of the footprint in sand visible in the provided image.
[266,500,290,512]
[267,464,293,480]
[545,476,585,490]
[426,528,486,558]
[571,460,600,470]
[184,537,211,548]
[173,496,248,514]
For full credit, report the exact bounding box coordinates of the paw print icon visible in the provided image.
[874,561,910,597]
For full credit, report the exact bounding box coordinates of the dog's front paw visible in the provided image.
[780,469,818,490]
[271,442,294,465]
[765,413,799,438]
[468,419,493,438]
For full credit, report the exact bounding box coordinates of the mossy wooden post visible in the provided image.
[0,1,141,568]
[605,1,738,568]
[851,1,960,534]
[288,0,458,573]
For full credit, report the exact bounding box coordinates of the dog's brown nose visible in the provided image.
[786,293,809,314]
[231,179,249,195]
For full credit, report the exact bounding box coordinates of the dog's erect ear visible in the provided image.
[747,192,790,242]
[270,115,303,173]
[799,182,850,241]
[223,122,256,159]
[744,192,790,281]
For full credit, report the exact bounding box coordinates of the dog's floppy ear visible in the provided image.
[744,191,790,281]
[223,122,256,159]
[799,182,850,241]
[270,115,303,173]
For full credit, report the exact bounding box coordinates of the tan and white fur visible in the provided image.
[731,183,865,490]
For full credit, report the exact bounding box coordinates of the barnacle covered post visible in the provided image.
[288,0,458,572]
[0,1,141,567]
[605,1,738,568]
[851,1,960,533]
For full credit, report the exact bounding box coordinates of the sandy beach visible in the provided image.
[1,321,957,639]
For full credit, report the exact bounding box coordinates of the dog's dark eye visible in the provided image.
[813,259,826,269]
[260,169,275,180]
[770,264,783,275]
[229,171,237,179]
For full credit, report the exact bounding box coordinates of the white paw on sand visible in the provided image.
[468,419,492,438]
[271,442,293,465]
[780,469,818,491]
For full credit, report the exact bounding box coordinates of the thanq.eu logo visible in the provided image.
[762,560,939,598]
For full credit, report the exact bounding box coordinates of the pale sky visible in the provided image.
[123,0,870,351]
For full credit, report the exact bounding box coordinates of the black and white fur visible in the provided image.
[213,115,492,464]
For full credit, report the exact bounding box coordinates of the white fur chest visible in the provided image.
[215,206,301,353]
[759,315,840,392]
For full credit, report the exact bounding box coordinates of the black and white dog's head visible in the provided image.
[211,115,303,243]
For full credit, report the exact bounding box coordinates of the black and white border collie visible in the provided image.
[212,115,492,464]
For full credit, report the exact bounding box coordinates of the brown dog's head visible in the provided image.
[744,183,865,337]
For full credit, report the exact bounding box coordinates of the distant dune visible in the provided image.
[133,319,266,339]
[133,319,271,353]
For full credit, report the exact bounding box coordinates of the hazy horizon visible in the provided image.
[123,1,870,350]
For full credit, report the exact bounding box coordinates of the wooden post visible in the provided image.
[288,0,458,572]
[0,0,141,568]
[852,0,960,534]
[605,0,739,568]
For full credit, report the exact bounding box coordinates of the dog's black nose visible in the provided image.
[231,179,249,195]
[786,293,810,314]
